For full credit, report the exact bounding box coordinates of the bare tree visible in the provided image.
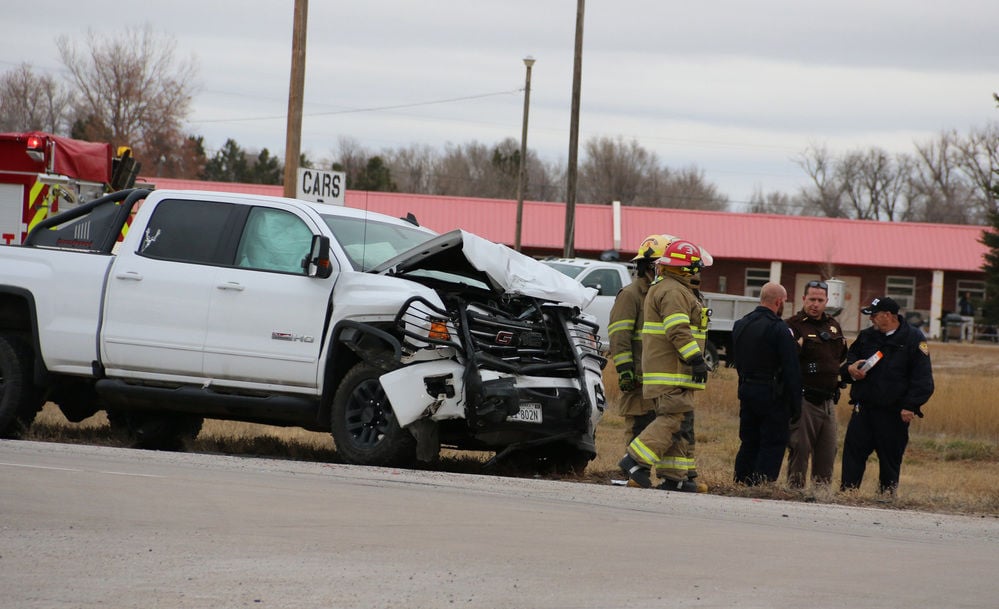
[577,136,658,205]
[653,165,728,210]
[795,145,847,217]
[953,122,999,219]
[329,136,372,185]
[575,136,726,210]
[748,187,801,215]
[909,131,977,224]
[57,24,198,166]
[531,157,565,202]
[384,143,440,194]
[837,148,910,221]
[0,63,69,133]
[430,140,524,199]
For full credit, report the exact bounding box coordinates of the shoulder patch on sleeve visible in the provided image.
[919,341,929,355]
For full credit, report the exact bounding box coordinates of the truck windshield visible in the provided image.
[541,261,584,279]
[322,214,436,271]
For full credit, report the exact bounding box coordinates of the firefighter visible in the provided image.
[608,234,673,449]
[732,282,802,486]
[618,239,710,492]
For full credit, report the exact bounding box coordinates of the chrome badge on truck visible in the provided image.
[271,332,315,343]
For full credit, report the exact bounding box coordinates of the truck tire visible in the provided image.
[107,410,203,451]
[0,334,42,439]
[331,362,416,467]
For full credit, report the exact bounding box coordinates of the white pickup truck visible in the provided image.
[0,189,606,471]
[542,258,758,369]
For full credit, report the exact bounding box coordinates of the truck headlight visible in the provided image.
[429,319,450,341]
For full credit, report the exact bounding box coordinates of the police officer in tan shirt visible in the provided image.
[785,280,847,488]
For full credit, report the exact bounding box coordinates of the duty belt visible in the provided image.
[741,372,777,385]
[742,372,777,383]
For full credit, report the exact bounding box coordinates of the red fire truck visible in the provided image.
[0,131,139,245]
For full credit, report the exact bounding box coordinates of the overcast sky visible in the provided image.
[4,1,997,210]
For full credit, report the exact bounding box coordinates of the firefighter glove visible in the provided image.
[617,363,637,392]
[688,355,708,384]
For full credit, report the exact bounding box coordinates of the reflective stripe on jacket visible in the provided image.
[641,272,707,395]
[608,275,650,373]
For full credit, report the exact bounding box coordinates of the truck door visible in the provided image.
[202,205,334,390]
[101,198,241,378]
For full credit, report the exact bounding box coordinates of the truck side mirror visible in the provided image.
[306,235,333,278]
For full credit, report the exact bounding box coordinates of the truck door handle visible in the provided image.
[114,271,143,281]
[216,282,245,291]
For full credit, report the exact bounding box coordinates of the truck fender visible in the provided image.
[336,320,402,370]
[380,360,466,427]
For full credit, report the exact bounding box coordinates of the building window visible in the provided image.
[956,279,985,313]
[885,276,915,311]
[745,268,769,298]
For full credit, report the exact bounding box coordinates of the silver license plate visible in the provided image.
[507,402,543,423]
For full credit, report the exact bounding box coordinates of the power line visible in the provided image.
[192,88,523,124]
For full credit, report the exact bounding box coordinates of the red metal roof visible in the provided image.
[144,177,989,272]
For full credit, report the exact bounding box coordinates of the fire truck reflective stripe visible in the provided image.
[27,181,50,232]
[120,217,131,240]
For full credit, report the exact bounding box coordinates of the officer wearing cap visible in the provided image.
[785,280,847,488]
[841,296,934,496]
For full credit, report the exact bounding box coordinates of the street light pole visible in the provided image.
[514,56,535,252]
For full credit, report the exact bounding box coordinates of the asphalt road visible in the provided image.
[2,440,997,609]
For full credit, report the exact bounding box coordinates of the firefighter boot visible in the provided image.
[687,470,709,493]
[657,477,704,493]
[618,455,652,489]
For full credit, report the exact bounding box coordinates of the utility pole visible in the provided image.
[563,0,584,257]
[282,0,308,198]
[514,56,535,252]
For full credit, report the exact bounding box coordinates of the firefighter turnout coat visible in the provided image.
[641,271,708,409]
[607,274,655,416]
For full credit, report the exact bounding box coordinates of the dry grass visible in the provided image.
[23,342,999,517]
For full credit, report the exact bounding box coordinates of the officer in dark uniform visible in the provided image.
[732,282,802,486]
[841,296,934,496]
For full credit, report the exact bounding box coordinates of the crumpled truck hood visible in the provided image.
[371,229,597,308]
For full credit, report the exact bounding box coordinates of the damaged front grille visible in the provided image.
[463,300,580,376]
[394,295,601,377]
